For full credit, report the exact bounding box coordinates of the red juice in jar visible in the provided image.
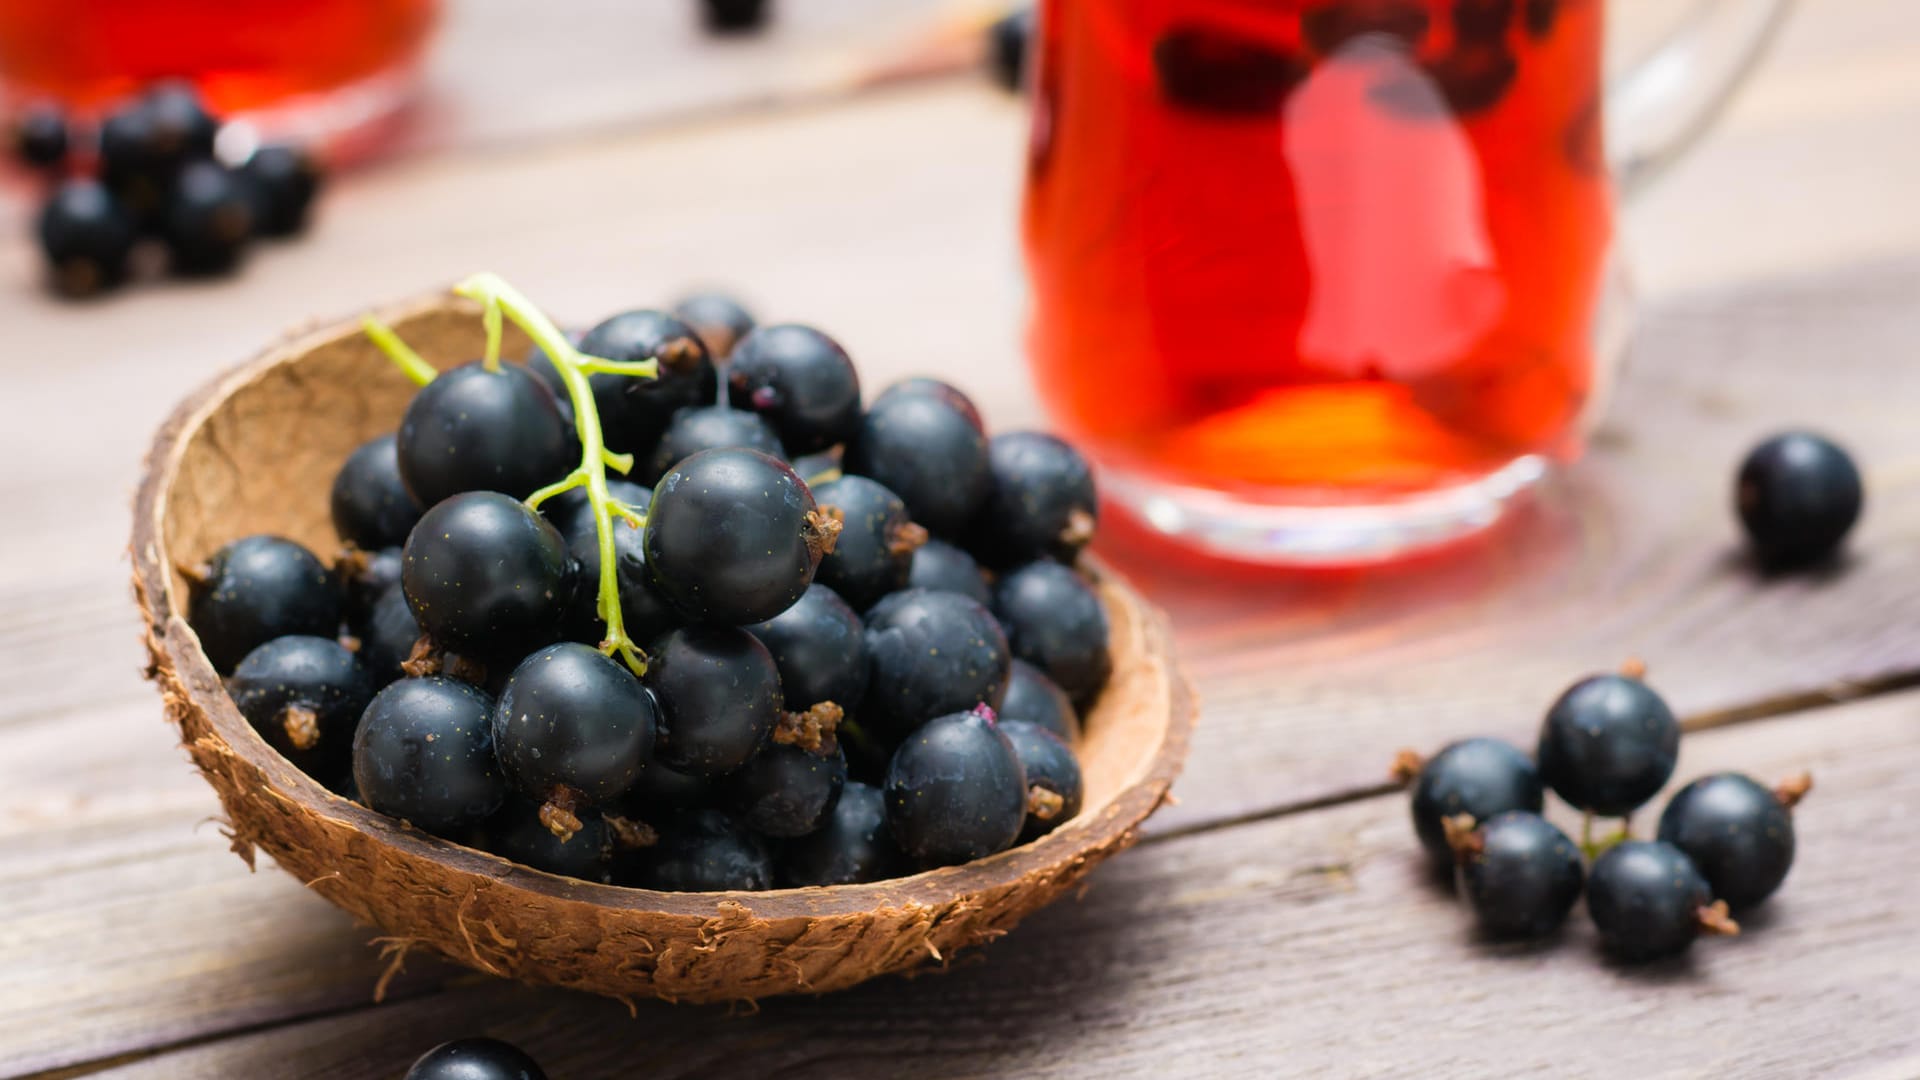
[1023,0,1610,510]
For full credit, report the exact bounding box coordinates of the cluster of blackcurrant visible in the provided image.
[186,273,1105,892]
[1395,664,1811,963]
[405,1038,546,1080]
[15,84,321,298]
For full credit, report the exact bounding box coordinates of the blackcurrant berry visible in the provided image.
[1447,811,1583,940]
[1658,772,1807,910]
[988,6,1033,93]
[353,676,508,835]
[885,707,1027,867]
[331,434,423,551]
[621,759,711,812]
[993,561,1111,708]
[404,1037,548,1080]
[401,492,576,659]
[642,404,786,484]
[999,659,1079,743]
[643,626,781,777]
[700,0,771,34]
[162,160,255,275]
[37,179,136,298]
[335,545,403,631]
[1537,672,1679,818]
[670,290,756,359]
[142,81,219,163]
[1588,840,1738,962]
[630,808,773,891]
[12,102,69,169]
[1153,24,1307,116]
[560,506,680,648]
[726,324,863,455]
[863,588,1011,742]
[907,537,992,607]
[395,361,573,507]
[746,583,869,713]
[644,448,834,626]
[187,535,341,673]
[240,144,322,237]
[779,780,902,886]
[482,795,613,883]
[726,741,847,838]
[228,635,375,784]
[845,389,991,536]
[811,475,924,610]
[1400,737,1543,872]
[969,431,1098,567]
[1001,719,1082,842]
[1736,431,1863,569]
[874,377,983,432]
[580,309,714,453]
[493,643,656,816]
[357,583,420,686]
[99,105,170,225]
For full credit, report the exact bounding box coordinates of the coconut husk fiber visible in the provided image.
[130,291,1196,1004]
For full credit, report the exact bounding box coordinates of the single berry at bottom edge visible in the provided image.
[404,1037,548,1080]
[1736,431,1863,569]
[1447,811,1583,940]
[1657,772,1806,910]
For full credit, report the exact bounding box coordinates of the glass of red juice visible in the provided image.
[0,0,437,155]
[1023,0,1792,564]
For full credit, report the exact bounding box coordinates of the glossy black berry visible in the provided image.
[907,537,992,607]
[482,795,612,882]
[989,6,1033,93]
[396,361,573,507]
[700,0,770,34]
[401,492,576,658]
[1405,738,1543,872]
[811,475,923,610]
[494,643,655,807]
[241,144,323,237]
[726,324,863,455]
[336,545,403,630]
[998,659,1079,743]
[357,583,420,685]
[746,583,869,712]
[1658,772,1801,910]
[642,405,786,484]
[993,561,1111,708]
[1537,673,1680,817]
[162,161,254,275]
[1153,24,1306,116]
[727,742,847,837]
[643,626,781,777]
[353,677,508,834]
[621,759,711,812]
[845,389,991,536]
[644,447,831,625]
[331,434,423,550]
[1452,811,1583,940]
[631,808,773,891]
[670,291,756,359]
[863,588,1012,742]
[99,105,170,224]
[779,781,902,886]
[1001,719,1082,842]
[1736,431,1863,569]
[886,707,1027,867]
[874,378,984,432]
[187,535,341,673]
[560,505,680,647]
[970,431,1097,567]
[1588,840,1732,962]
[12,103,68,169]
[581,309,715,453]
[228,635,375,783]
[37,179,136,297]
[142,82,220,163]
[404,1037,548,1080]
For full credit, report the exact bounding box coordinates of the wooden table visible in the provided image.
[5,2,1920,1076]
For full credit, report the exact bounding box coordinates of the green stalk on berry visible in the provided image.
[363,273,659,676]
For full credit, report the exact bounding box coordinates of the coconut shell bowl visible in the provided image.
[131,292,1195,1005]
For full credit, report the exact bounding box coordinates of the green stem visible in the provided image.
[362,317,438,386]
[450,272,657,676]
[480,299,504,373]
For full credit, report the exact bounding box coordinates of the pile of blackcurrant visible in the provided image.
[14,84,322,298]
[1394,663,1812,963]
[188,273,1104,891]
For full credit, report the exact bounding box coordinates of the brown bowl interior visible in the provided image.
[132,293,1195,1003]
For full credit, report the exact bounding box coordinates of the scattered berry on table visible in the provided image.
[643,403,786,484]
[11,102,68,170]
[629,808,774,891]
[886,706,1028,867]
[353,676,508,835]
[845,384,991,536]
[1395,737,1543,873]
[240,144,323,237]
[395,361,573,506]
[404,1037,548,1080]
[907,537,993,607]
[186,535,340,673]
[1587,839,1739,962]
[988,6,1034,94]
[1536,669,1679,818]
[580,309,715,452]
[726,741,849,837]
[1445,811,1583,940]
[746,582,869,714]
[670,290,757,359]
[993,560,1112,708]
[493,643,657,837]
[1736,431,1863,570]
[37,179,136,298]
[228,635,375,786]
[779,780,903,886]
[162,160,256,275]
[726,323,864,455]
[811,475,925,610]
[142,81,219,163]
[98,103,170,224]
[969,431,1097,567]
[1657,771,1808,910]
[643,626,782,778]
[862,588,1012,743]
[1001,719,1083,841]
[330,434,423,551]
[699,0,771,34]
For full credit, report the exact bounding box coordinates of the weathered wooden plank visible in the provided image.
[82,690,1920,1080]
